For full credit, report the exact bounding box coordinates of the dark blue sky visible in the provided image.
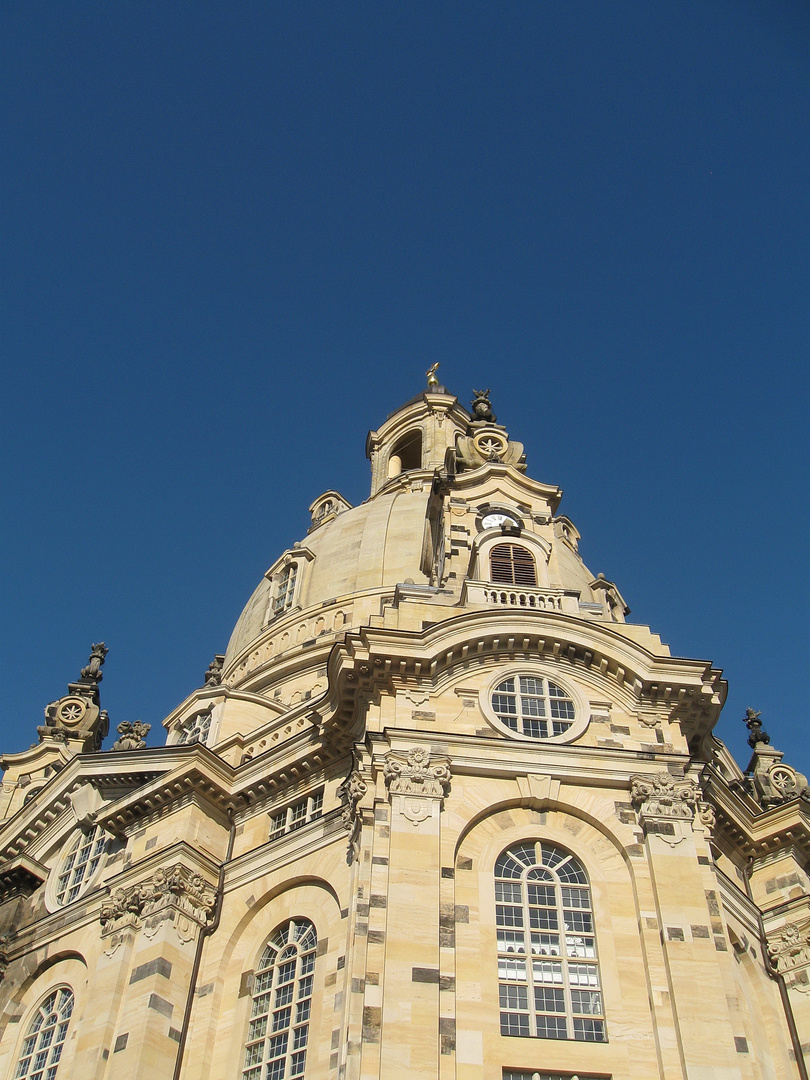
[2,1,808,775]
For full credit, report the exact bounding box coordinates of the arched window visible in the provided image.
[243,919,317,1080]
[14,986,74,1079]
[273,564,298,617]
[178,709,212,746]
[490,544,537,586]
[495,842,606,1043]
[55,825,107,906]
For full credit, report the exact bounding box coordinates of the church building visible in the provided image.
[1,377,809,1080]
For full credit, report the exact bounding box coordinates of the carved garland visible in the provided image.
[337,770,369,864]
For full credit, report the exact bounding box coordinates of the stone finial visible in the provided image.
[111,721,151,752]
[743,708,770,748]
[204,655,225,686]
[38,646,111,752]
[79,643,108,684]
[426,362,440,388]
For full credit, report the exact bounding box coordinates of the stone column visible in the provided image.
[90,862,217,1079]
[377,747,450,1080]
[630,771,746,1079]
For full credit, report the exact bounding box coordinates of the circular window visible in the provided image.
[481,670,589,743]
[53,825,107,906]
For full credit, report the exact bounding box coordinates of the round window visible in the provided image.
[482,671,589,743]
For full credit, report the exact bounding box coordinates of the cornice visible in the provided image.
[702,768,810,857]
[311,608,726,752]
[365,726,690,789]
[0,752,171,861]
[0,854,47,904]
[448,461,563,512]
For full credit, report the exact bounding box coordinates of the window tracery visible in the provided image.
[243,919,317,1080]
[492,676,576,740]
[14,986,74,1080]
[54,825,106,906]
[496,842,606,1042]
[177,709,213,746]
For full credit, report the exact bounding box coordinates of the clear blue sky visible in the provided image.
[2,1,808,775]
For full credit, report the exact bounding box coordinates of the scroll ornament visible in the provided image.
[630,771,698,822]
[384,747,451,826]
[100,863,216,937]
[767,921,810,974]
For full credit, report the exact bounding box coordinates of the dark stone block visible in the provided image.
[148,993,173,1017]
[130,957,172,984]
[412,967,440,983]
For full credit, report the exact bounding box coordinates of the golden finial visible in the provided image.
[426,362,440,388]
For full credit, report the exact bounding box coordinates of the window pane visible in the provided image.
[497,930,527,954]
[535,986,566,1012]
[498,958,527,981]
[573,1018,607,1042]
[536,1015,568,1039]
[500,1012,530,1037]
[499,984,528,1010]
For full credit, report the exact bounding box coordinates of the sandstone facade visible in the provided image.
[1,383,808,1080]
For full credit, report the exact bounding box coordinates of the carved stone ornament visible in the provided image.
[384,747,451,826]
[80,643,109,683]
[204,654,225,686]
[0,935,10,982]
[696,800,716,832]
[111,721,151,751]
[767,921,810,974]
[630,771,698,822]
[337,770,369,864]
[100,863,216,939]
[750,752,809,809]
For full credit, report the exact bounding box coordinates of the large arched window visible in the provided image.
[243,919,317,1080]
[495,842,606,1043]
[490,544,537,586]
[55,825,107,906]
[14,986,74,1079]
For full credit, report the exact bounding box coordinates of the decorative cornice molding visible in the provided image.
[0,854,47,904]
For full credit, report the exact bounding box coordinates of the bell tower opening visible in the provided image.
[387,429,422,477]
